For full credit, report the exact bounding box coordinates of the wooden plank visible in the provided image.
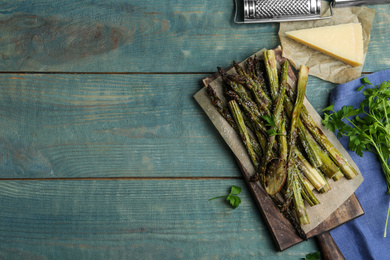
[0,0,278,72]
[364,5,390,71]
[0,73,239,178]
[0,1,388,72]
[0,73,333,179]
[0,179,319,259]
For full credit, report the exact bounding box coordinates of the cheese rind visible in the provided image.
[285,23,364,67]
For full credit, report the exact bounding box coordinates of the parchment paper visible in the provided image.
[194,48,363,233]
[279,3,375,84]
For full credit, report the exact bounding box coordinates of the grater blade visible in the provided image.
[253,0,318,18]
[235,0,390,24]
[235,0,332,23]
[246,0,320,19]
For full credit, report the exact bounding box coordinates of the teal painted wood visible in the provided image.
[0,1,387,73]
[0,179,320,259]
[0,73,239,178]
[0,0,279,72]
[0,0,378,258]
[365,5,390,72]
[306,76,335,116]
[0,73,333,179]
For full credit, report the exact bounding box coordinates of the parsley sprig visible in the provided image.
[322,77,390,237]
[209,185,242,208]
[261,115,286,137]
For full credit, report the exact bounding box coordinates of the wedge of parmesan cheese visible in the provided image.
[285,23,364,67]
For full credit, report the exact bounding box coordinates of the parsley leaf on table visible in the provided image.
[322,77,390,237]
[305,251,321,260]
[209,185,242,209]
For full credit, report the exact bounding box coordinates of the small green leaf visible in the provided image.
[305,251,321,260]
[261,115,285,137]
[209,186,242,209]
[226,194,235,204]
[230,185,242,195]
[267,129,286,137]
[234,196,241,207]
[321,113,335,131]
[357,85,365,92]
[261,115,276,127]
[267,129,278,136]
[361,77,372,85]
[227,195,241,208]
[322,104,335,112]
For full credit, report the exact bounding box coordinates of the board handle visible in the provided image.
[316,231,345,260]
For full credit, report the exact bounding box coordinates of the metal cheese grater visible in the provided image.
[234,0,390,23]
[245,0,321,20]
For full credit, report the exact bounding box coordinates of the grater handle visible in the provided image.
[333,0,390,7]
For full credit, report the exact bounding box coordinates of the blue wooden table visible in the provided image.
[1,1,389,259]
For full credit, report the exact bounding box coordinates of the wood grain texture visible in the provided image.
[0,0,278,72]
[3,0,388,258]
[317,232,346,260]
[364,5,390,71]
[0,1,388,72]
[0,73,239,178]
[0,73,333,179]
[0,179,319,259]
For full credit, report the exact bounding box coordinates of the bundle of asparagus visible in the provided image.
[206,49,359,238]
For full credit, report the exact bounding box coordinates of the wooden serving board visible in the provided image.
[237,159,363,251]
[199,47,364,252]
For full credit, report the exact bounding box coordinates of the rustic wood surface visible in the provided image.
[0,1,389,259]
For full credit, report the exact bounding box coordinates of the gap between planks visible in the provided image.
[0,71,373,75]
[0,71,213,75]
[0,176,244,181]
